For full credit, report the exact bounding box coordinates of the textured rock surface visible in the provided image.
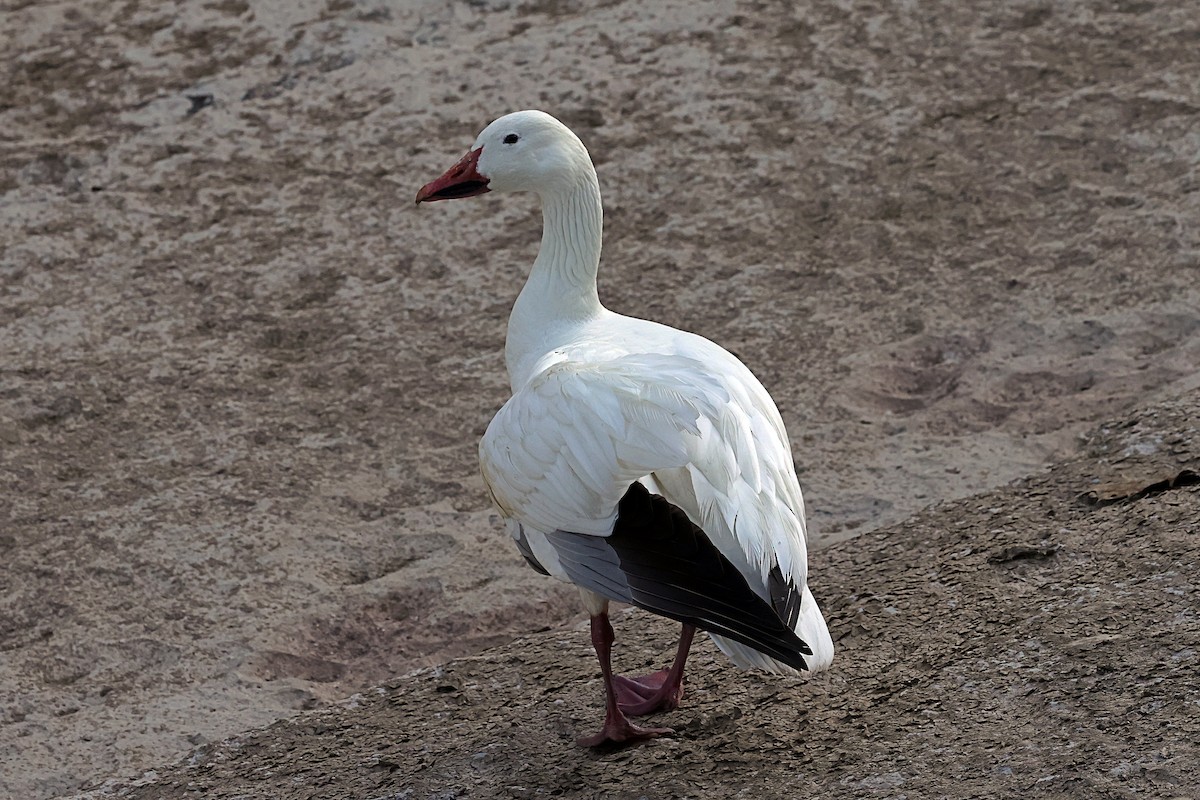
[84,394,1200,799]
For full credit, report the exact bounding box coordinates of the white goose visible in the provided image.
[416,110,833,746]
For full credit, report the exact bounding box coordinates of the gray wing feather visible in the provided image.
[545,530,634,604]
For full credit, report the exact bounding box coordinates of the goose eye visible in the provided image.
[503,133,519,144]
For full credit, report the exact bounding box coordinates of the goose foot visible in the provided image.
[580,612,675,747]
[576,713,672,748]
[612,622,696,716]
[613,669,685,716]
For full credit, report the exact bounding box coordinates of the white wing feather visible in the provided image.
[480,351,730,537]
[481,331,834,673]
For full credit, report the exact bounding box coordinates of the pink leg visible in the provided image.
[612,623,696,716]
[577,613,673,747]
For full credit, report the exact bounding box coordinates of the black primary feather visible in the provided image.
[549,482,811,670]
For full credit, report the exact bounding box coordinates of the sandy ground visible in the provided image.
[0,0,1198,797]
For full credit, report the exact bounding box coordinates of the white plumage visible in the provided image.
[417,110,832,745]
[481,328,834,674]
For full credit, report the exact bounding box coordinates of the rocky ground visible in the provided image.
[81,394,1200,799]
[1,0,1198,798]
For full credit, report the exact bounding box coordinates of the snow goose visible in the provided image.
[416,110,834,746]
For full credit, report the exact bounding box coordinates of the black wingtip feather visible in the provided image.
[769,563,804,630]
[609,483,812,670]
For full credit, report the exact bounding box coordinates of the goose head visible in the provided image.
[416,110,592,203]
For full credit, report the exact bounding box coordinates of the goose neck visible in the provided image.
[506,169,605,384]
[531,170,604,307]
